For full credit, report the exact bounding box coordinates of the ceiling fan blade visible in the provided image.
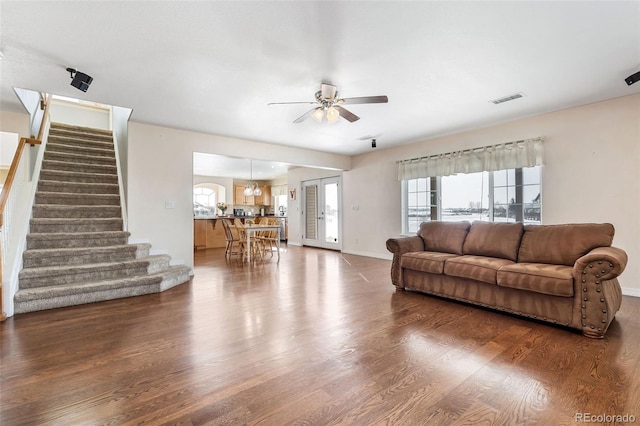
[335,105,360,122]
[268,101,317,105]
[293,107,321,123]
[321,83,337,100]
[338,95,389,105]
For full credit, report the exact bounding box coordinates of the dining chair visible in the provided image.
[222,219,242,258]
[233,219,262,261]
[257,217,279,258]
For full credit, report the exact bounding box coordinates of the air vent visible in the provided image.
[490,92,524,105]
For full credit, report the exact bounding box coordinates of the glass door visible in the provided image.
[302,177,341,250]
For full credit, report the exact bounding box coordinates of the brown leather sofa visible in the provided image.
[386,221,627,338]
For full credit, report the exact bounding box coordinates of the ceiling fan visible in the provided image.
[268,83,388,124]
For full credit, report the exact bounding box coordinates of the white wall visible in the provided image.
[0,110,30,137]
[127,122,350,269]
[0,132,19,167]
[49,101,111,130]
[193,175,233,205]
[342,94,640,296]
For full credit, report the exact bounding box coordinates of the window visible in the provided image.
[193,183,226,217]
[402,166,541,234]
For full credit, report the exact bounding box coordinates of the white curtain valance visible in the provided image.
[270,184,288,197]
[397,137,544,180]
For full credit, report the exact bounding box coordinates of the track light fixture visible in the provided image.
[66,67,93,92]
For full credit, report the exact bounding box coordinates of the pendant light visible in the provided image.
[244,160,263,197]
[244,159,254,196]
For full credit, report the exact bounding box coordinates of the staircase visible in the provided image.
[14,123,191,314]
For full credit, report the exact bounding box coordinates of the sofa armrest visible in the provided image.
[386,236,424,288]
[573,246,627,281]
[573,246,627,338]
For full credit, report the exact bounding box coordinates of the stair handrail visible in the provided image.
[0,138,42,228]
[1,96,49,321]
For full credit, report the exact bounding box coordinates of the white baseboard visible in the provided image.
[622,287,640,298]
[341,249,393,261]
[287,241,302,247]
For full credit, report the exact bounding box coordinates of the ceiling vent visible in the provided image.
[490,92,524,105]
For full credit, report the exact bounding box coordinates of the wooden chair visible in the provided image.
[221,219,242,258]
[233,219,262,261]
[256,217,280,258]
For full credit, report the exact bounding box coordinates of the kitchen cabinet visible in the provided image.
[234,185,254,206]
[194,220,207,250]
[194,219,226,250]
[260,185,271,206]
[234,185,271,206]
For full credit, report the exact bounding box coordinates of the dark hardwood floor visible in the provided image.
[1,246,639,425]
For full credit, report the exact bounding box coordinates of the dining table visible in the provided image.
[244,223,281,262]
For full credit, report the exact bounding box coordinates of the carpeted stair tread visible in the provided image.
[18,254,172,288]
[50,122,113,135]
[35,192,120,206]
[13,265,191,314]
[39,169,119,184]
[27,231,130,250]
[29,217,123,233]
[47,135,115,150]
[38,180,120,195]
[41,159,117,175]
[22,244,151,268]
[49,126,114,141]
[158,265,192,292]
[46,142,115,157]
[44,150,116,166]
[32,205,122,219]
[13,275,165,314]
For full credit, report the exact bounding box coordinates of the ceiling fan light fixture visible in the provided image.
[326,106,339,123]
[311,108,325,123]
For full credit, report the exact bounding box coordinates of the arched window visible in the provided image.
[193,183,226,217]
[193,187,216,208]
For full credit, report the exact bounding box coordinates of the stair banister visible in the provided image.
[0,96,50,321]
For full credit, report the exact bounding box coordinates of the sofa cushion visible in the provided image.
[401,251,460,274]
[444,255,514,285]
[462,221,524,261]
[518,223,614,266]
[497,263,574,297]
[418,221,470,255]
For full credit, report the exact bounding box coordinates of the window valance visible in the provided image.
[270,184,288,197]
[397,137,544,180]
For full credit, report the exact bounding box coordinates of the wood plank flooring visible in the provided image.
[1,246,639,425]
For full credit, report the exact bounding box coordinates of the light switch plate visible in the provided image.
[165,201,175,209]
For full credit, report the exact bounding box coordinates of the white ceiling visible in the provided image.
[193,153,290,180]
[1,1,639,156]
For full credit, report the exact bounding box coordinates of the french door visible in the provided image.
[301,177,341,250]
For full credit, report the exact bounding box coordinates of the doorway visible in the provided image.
[301,177,341,250]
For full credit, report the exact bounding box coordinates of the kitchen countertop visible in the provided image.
[194,215,287,220]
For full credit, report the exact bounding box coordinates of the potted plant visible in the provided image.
[216,202,228,216]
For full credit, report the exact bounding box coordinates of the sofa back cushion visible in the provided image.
[418,221,470,255]
[518,223,615,266]
[462,221,524,261]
